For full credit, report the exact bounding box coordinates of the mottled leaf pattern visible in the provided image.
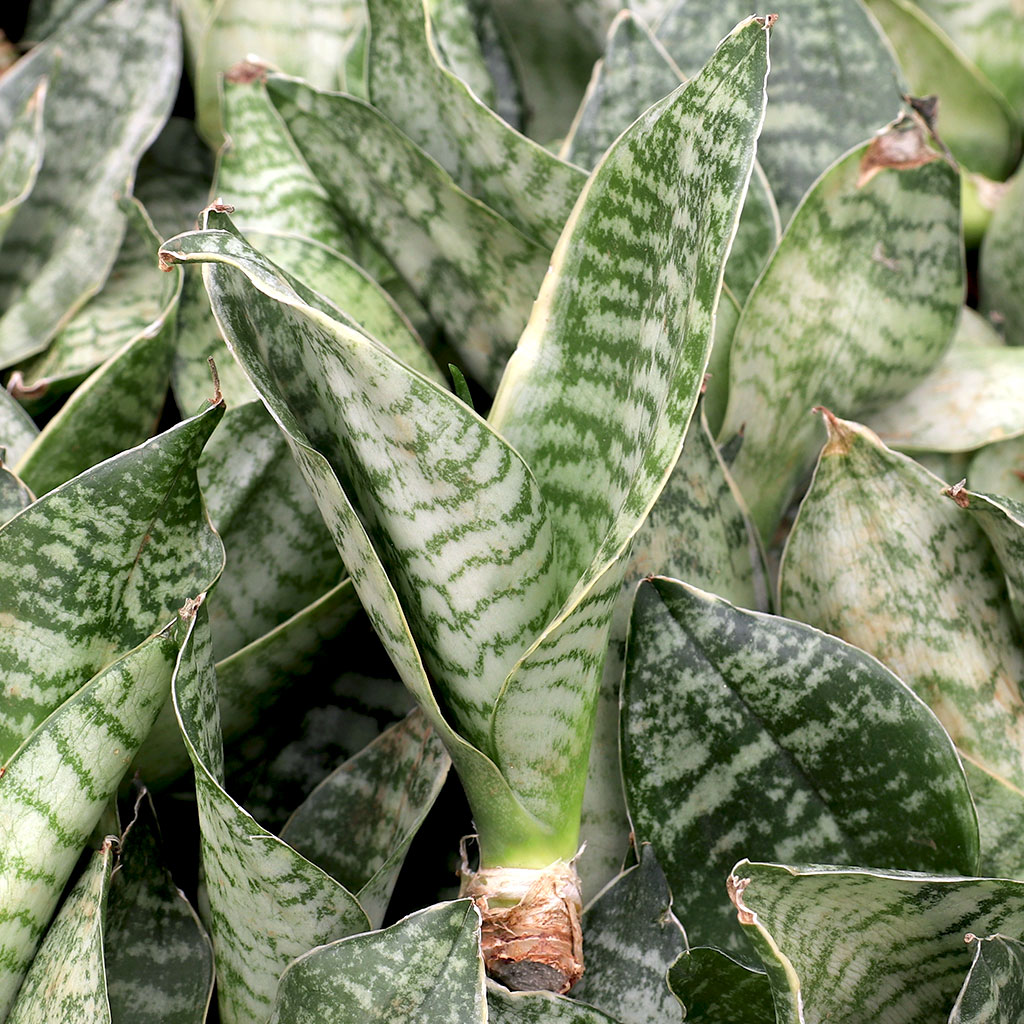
[280,709,451,928]
[623,578,979,953]
[0,465,33,525]
[0,633,177,1020]
[6,842,114,1024]
[951,934,1024,1023]
[780,415,1024,796]
[981,166,1024,346]
[0,0,180,367]
[366,0,583,248]
[0,390,38,466]
[963,760,1024,880]
[733,861,1024,1024]
[970,436,1024,505]
[265,74,550,390]
[655,0,903,217]
[269,901,486,1024]
[572,846,686,1024]
[667,946,775,1024]
[172,602,369,1024]
[0,79,46,245]
[720,128,963,540]
[0,402,224,762]
[487,983,623,1023]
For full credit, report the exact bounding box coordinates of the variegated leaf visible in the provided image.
[0,389,38,466]
[951,934,1024,1023]
[193,0,365,145]
[366,0,582,249]
[0,401,224,763]
[863,0,1022,180]
[865,308,1024,452]
[0,632,177,1020]
[269,901,486,1024]
[265,74,550,391]
[485,17,769,843]
[487,983,623,1023]
[579,405,768,896]
[981,166,1024,347]
[779,415,1024,796]
[667,946,775,1024]
[913,0,1024,117]
[429,0,502,108]
[720,125,964,541]
[704,284,741,435]
[970,436,1024,505]
[159,215,556,865]
[624,577,980,953]
[0,463,33,524]
[572,846,686,1024]
[0,79,46,245]
[172,600,369,1024]
[104,790,215,1024]
[6,841,115,1024]
[732,861,1024,1024]
[133,579,363,790]
[280,709,450,928]
[10,195,177,405]
[963,761,1024,880]
[655,0,903,218]
[0,0,180,367]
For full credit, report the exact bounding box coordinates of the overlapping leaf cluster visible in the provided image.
[1,0,1024,1021]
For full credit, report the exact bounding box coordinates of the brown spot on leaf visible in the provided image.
[225,60,268,84]
[207,357,222,406]
[858,123,940,188]
[757,13,779,29]
[727,875,756,925]
[943,479,970,508]
[157,250,177,272]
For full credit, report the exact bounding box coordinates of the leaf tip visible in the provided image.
[813,406,855,455]
[857,121,941,188]
[943,479,970,508]
[757,12,779,29]
[727,874,756,925]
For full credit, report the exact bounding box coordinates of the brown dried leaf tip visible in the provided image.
[461,860,584,994]
[944,479,970,508]
[757,13,779,29]
[813,405,856,456]
[727,874,756,926]
[225,60,268,84]
[858,122,940,188]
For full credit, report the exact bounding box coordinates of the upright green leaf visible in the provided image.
[0,0,180,367]
[981,166,1024,346]
[655,0,903,217]
[6,841,115,1024]
[172,601,369,1024]
[0,632,177,1020]
[0,79,46,245]
[485,16,769,842]
[265,75,550,390]
[269,901,486,1024]
[0,464,33,525]
[780,415,1024,798]
[366,0,584,248]
[863,0,1022,179]
[623,577,979,953]
[487,984,623,1023]
[280,710,451,928]
[104,792,215,1024]
[951,934,1024,1023]
[720,124,963,541]
[667,947,775,1024]
[0,402,224,763]
[571,847,686,1024]
[732,861,1024,1024]
[0,389,38,465]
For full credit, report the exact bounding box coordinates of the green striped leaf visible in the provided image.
[952,934,1024,1023]
[704,284,741,435]
[719,124,964,541]
[963,761,1024,880]
[485,17,769,843]
[654,0,903,218]
[159,215,557,864]
[780,414,1024,796]
[981,166,1024,346]
[0,464,32,524]
[970,436,1024,505]
[10,195,177,406]
[172,600,369,1024]
[0,401,224,764]
[0,78,46,245]
[366,0,583,248]
[428,0,500,106]
[571,846,685,1024]
[269,901,486,1024]
[104,791,215,1024]
[667,946,774,1024]
[732,861,1024,1024]
[193,0,365,145]
[624,577,980,953]
[913,0,1024,117]
[6,841,115,1024]
[265,74,550,391]
[0,631,177,1020]
[0,0,180,368]
[280,709,450,928]
[0,390,38,466]
[863,0,1022,180]
[487,984,623,1023]
[865,308,1024,453]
